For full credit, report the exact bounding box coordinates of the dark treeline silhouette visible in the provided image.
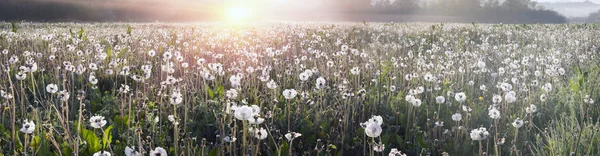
[0,0,567,23]
[589,9,600,22]
[355,0,567,23]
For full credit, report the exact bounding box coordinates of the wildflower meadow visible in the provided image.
[1,22,599,156]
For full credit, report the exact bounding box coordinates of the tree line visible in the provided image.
[0,0,568,23]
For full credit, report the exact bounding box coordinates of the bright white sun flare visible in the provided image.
[223,1,259,25]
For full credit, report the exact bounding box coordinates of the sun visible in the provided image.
[222,1,258,25]
[227,6,249,20]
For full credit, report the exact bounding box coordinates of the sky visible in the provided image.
[533,0,600,3]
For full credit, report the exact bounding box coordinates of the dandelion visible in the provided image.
[229,75,242,88]
[283,89,298,99]
[299,72,310,81]
[436,96,445,104]
[234,105,253,121]
[254,127,268,140]
[148,50,156,57]
[350,67,360,75]
[477,60,486,68]
[416,86,424,94]
[150,147,168,156]
[488,108,501,119]
[89,115,107,129]
[15,72,26,80]
[89,63,98,70]
[248,116,265,124]
[455,92,466,102]
[525,104,537,114]
[389,148,407,156]
[362,116,383,138]
[543,83,553,92]
[1,90,13,99]
[224,136,237,143]
[89,75,98,85]
[168,115,179,125]
[118,84,130,94]
[20,119,35,134]
[226,89,238,99]
[496,138,506,145]
[93,151,111,156]
[316,77,326,89]
[512,118,524,128]
[124,146,141,156]
[285,132,302,141]
[462,105,472,112]
[389,85,396,92]
[492,94,502,103]
[266,80,278,89]
[170,89,183,105]
[411,98,422,107]
[470,127,489,140]
[58,90,70,101]
[540,94,547,102]
[373,142,385,152]
[46,84,58,94]
[452,113,462,121]
[500,83,512,92]
[584,95,594,104]
[404,74,413,81]
[435,121,444,127]
[505,91,517,103]
[423,73,434,82]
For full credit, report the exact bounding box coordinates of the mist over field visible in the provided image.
[0,0,586,23]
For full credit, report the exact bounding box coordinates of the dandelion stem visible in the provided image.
[479,140,483,156]
[242,120,248,156]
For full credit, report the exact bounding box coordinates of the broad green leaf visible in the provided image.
[206,87,214,99]
[81,127,101,154]
[102,125,114,149]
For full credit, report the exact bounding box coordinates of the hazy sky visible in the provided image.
[533,0,600,3]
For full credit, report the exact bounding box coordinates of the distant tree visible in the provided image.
[588,9,600,22]
[387,0,420,13]
[459,0,482,9]
[482,0,501,8]
[502,0,536,10]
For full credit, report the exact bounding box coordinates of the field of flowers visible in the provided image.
[0,22,599,156]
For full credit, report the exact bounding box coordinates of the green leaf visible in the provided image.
[11,22,18,33]
[78,27,84,39]
[215,85,225,98]
[148,101,155,109]
[207,147,218,156]
[416,135,425,148]
[278,142,289,156]
[126,25,132,35]
[206,87,214,99]
[31,135,40,148]
[61,142,73,156]
[35,135,51,156]
[102,125,114,149]
[113,115,129,128]
[106,46,112,61]
[117,48,128,59]
[395,134,403,145]
[81,127,101,154]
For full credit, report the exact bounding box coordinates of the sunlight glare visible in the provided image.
[223,1,258,25]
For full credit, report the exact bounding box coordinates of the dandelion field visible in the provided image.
[1,22,600,156]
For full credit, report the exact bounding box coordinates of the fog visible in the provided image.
[0,0,586,23]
